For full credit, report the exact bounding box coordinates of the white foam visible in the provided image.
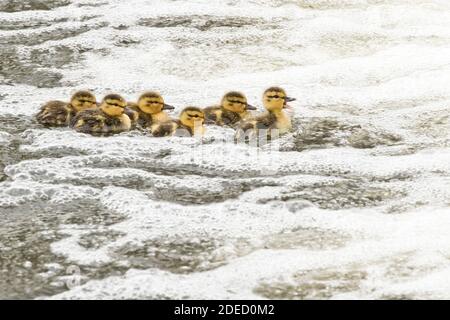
[49,207,450,299]
[0,131,11,146]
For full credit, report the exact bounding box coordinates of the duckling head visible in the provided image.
[70,90,97,112]
[263,87,296,112]
[137,91,175,115]
[180,107,205,130]
[100,94,127,116]
[221,91,257,114]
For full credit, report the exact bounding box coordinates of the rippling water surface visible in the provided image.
[1,0,450,299]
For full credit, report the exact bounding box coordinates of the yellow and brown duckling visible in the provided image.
[127,91,175,128]
[36,90,97,127]
[236,87,296,141]
[152,107,205,137]
[203,91,257,128]
[71,94,131,136]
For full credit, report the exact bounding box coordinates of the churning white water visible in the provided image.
[0,0,450,299]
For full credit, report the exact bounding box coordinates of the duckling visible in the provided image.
[36,90,97,127]
[127,91,175,129]
[203,91,257,127]
[71,94,131,136]
[236,87,296,142]
[152,107,205,137]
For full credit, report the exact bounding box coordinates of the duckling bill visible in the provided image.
[36,91,97,127]
[203,91,256,127]
[71,94,131,136]
[152,107,205,137]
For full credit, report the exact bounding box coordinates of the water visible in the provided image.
[0,0,449,300]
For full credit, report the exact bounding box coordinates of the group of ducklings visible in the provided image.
[36,87,295,138]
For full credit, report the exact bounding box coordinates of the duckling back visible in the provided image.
[151,120,179,137]
[222,108,247,127]
[203,106,222,125]
[36,101,74,127]
[71,109,131,136]
[203,106,242,127]
[235,113,285,144]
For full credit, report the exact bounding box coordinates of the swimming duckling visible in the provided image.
[71,94,131,136]
[127,91,175,128]
[236,87,296,142]
[36,90,97,127]
[152,107,205,137]
[203,91,257,127]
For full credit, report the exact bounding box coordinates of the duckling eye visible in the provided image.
[108,102,125,108]
[267,95,283,99]
[228,100,244,105]
[145,101,163,107]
